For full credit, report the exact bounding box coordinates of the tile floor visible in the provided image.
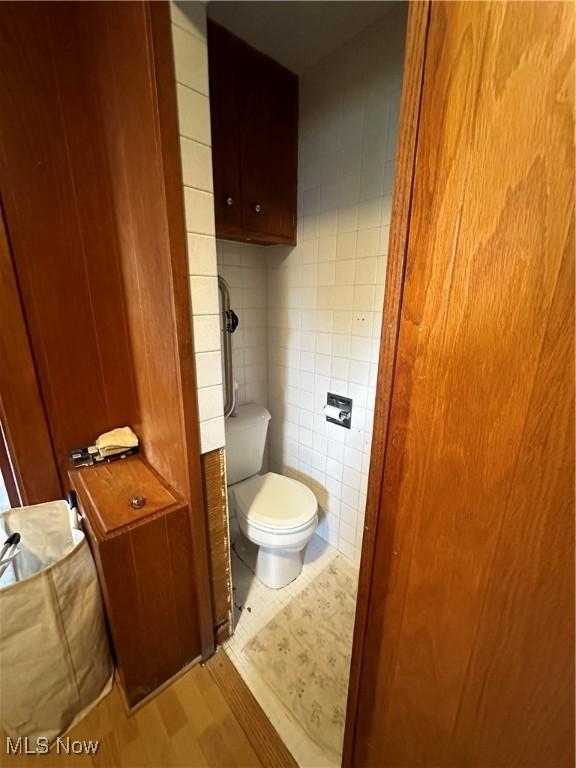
[224,533,358,767]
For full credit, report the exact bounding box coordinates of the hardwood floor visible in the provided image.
[209,652,297,768]
[1,652,293,768]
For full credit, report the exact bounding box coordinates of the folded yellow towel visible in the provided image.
[95,426,139,457]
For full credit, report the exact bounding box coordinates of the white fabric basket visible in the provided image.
[0,500,113,742]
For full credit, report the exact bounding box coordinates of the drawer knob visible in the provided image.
[254,203,262,213]
[225,196,234,206]
[130,496,146,510]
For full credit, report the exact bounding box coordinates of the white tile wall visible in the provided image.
[217,240,269,409]
[172,24,209,94]
[171,2,406,498]
[171,1,225,454]
[183,187,215,235]
[176,84,211,146]
[266,8,407,563]
[180,138,213,191]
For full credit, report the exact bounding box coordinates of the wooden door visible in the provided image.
[348,2,575,766]
[239,44,298,241]
[208,21,243,233]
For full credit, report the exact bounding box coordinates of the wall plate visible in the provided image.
[325,392,352,429]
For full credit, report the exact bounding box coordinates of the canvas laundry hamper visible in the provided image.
[0,500,113,742]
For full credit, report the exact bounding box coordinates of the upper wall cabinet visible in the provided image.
[207,21,298,246]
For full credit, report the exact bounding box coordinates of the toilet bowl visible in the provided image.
[233,472,317,588]
[225,404,318,589]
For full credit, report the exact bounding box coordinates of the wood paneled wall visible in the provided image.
[0,2,214,655]
[350,2,575,765]
[0,0,200,503]
[75,1,198,503]
[0,2,139,479]
[0,2,204,496]
[0,210,61,504]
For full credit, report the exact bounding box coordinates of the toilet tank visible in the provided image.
[224,404,271,485]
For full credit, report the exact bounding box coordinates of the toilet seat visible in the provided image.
[232,471,318,588]
[234,472,317,532]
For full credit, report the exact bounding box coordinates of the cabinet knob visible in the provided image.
[130,496,146,510]
[254,203,262,213]
[225,196,234,206]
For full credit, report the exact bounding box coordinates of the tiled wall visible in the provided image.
[170,2,225,454]
[216,240,269,410]
[266,8,407,562]
[171,2,407,563]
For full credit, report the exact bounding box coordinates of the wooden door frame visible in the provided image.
[342,2,431,764]
[0,203,62,506]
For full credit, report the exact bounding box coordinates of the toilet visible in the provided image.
[225,403,318,589]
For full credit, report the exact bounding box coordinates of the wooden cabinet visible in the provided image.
[69,456,201,710]
[208,20,298,246]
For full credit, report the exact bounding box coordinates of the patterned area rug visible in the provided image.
[244,555,358,761]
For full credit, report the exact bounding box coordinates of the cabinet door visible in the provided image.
[239,45,298,242]
[208,21,242,232]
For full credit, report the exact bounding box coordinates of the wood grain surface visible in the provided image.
[0,2,214,658]
[208,20,298,245]
[342,2,430,763]
[238,35,298,242]
[0,2,139,478]
[71,457,202,709]
[0,657,280,768]
[209,651,298,768]
[0,208,61,505]
[353,2,575,765]
[207,21,244,235]
[70,456,182,536]
[148,1,216,658]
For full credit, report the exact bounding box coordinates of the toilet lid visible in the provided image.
[234,472,317,531]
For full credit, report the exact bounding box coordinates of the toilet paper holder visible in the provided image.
[324,393,352,429]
